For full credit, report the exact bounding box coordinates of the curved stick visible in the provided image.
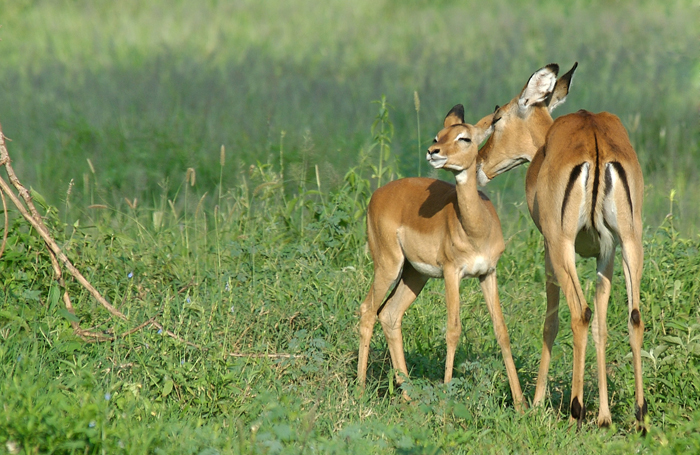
[0,187,7,259]
[0,125,126,321]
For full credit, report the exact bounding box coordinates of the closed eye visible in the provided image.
[459,137,472,143]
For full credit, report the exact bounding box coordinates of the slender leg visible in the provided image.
[358,257,403,387]
[592,255,614,427]
[620,232,646,431]
[443,267,462,384]
[377,263,429,385]
[533,247,561,406]
[480,271,524,411]
[547,238,590,429]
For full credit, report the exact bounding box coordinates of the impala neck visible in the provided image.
[453,167,491,237]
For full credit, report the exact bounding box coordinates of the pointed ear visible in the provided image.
[472,120,495,145]
[547,61,577,112]
[474,112,495,131]
[444,104,465,128]
[518,63,559,110]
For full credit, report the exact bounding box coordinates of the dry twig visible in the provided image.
[0,122,126,327]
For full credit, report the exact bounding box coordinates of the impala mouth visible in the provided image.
[426,152,447,169]
[493,157,529,176]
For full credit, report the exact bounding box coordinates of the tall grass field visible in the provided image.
[0,0,699,453]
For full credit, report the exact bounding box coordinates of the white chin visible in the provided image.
[428,159,446,169]
[476,169,491,186]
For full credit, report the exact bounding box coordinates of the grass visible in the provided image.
[0,0,698,229]
[0,0,699,453]
[1,152,700,453]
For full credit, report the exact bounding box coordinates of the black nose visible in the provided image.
[427,148,439,156]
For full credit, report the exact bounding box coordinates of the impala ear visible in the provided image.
[474,112,495,131]
[518,63,559,110]
[547,61,577,112]
[472,120,495,145]
[444,104,465,128]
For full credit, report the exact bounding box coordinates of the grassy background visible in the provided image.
[0,0,698,230]
[0,0,699,453]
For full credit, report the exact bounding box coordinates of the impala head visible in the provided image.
[476,62,578,186]
[427,104,494,176]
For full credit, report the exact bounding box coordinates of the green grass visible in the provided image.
[1,153,700,453]
[0,0,700,453]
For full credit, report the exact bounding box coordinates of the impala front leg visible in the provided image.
[533,248,561,406]
[480,271,524,411]
[443,268,462,384]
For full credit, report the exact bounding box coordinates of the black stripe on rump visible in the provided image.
[607,161,634,218]
[561,163,585,228]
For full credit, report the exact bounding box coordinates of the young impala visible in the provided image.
[478,62,646,431]
[357,105,524,410]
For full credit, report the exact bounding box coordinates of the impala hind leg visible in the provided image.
[377,263,429,386]
[533,248,561,407]
[480,271,524,410]
[358,257,403,388]
[547,240,591,429]
[620,233,646,432]
[592,255,614,427]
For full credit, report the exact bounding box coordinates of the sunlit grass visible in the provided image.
[0,0,699,452]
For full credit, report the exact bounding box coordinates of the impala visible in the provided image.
[357,105,524,410]
[478,63,646,430]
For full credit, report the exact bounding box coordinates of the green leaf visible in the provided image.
[30,187,49,211]
[660,336,684,346]
[452,402,472,420]
[162,379,174,397]
[58,309,80,323]
[49,285,61,307]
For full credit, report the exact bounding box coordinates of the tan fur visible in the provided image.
[478,63,646,430]
[357,106,524,410]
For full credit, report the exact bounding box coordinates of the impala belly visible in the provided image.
[398,225,443,278]
[406,256,493,279]
[410,261,443,278]
[460,255,493,278]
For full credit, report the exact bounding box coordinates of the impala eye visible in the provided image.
[459,137,472,143]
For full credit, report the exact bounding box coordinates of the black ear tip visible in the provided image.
[494,105,500,112]
[448,104,465,121]
[561,62,579,80]
[545,63,560,76]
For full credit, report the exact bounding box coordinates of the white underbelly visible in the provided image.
[409,256,492,279]
[410,261,443,278]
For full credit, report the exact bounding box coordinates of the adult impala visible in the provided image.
[357,105,524,410]
[478,63,646,430]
